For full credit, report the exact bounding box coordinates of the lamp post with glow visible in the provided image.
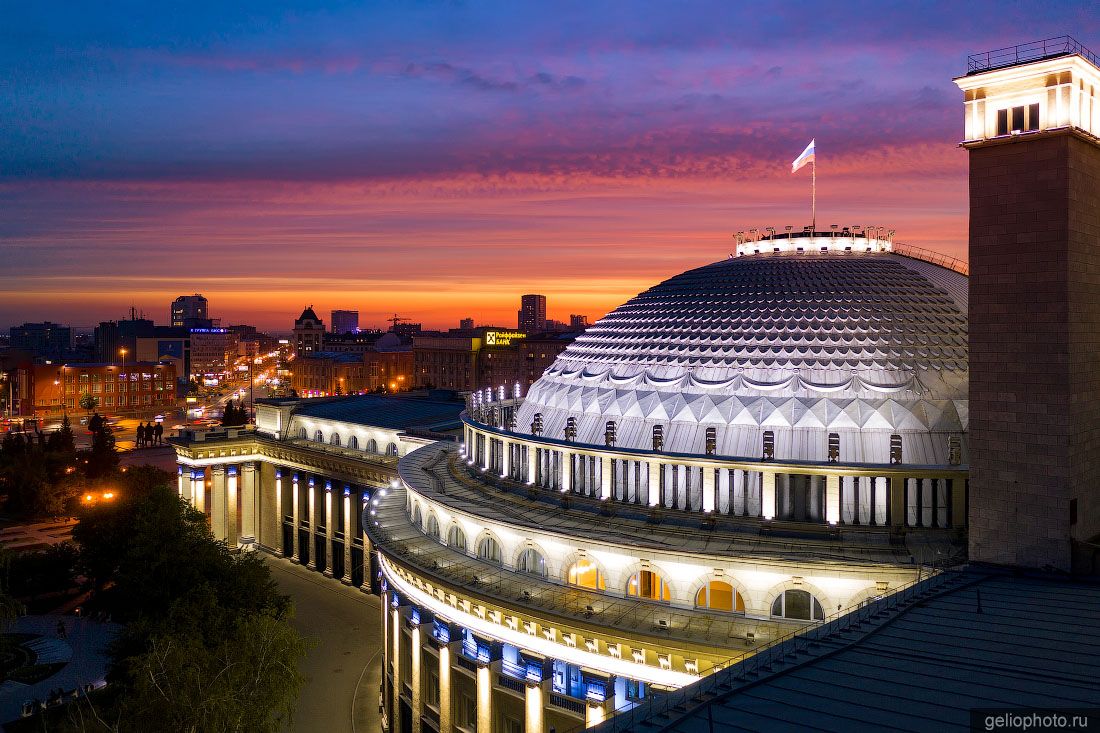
[119,348,128,415]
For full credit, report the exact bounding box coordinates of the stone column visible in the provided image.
[274,469,284,555]
[360,495,372,592]
[889,475,905,528]
[391,607,401,733]
[239,462,257,549]
[527,446,537,484]
[190,469,205,513]
[600,455,612,500]
[951,478,967,529]
[177,466,184,499]
[560,450,572,493]
[476,663,491,733]
[439,645,452,733]
[761,470,776,520]
[211,465,228,541]
[702,465,716,513]
[525,680,543,733]
[342,488,354,583]
[411,623,422,733]
[291,474,301,563]
[647,461,660,506]
[307,478,317,570]
[501,438,511,478]
[826,475,840,525]
[227,466,239,548]
[323,481,334,577]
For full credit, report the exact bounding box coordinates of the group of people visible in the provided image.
[136,421,163,448]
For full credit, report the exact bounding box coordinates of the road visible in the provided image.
[265,556,383,733]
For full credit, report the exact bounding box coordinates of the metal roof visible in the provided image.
[292,394,464,431]
[595,568,1100,732]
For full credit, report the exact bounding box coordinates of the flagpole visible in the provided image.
[811,159,816,231]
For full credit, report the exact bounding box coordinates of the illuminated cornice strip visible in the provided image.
[379,555,699,688]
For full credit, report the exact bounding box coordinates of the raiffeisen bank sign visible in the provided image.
[484,331,526,346]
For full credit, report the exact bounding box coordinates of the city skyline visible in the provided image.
[3,2,1097,331]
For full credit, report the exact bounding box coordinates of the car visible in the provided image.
[79,416,90,426]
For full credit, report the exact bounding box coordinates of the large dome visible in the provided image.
[515,244,969,465]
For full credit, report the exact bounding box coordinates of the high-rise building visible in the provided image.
[459,317,474,330]
[293,306,325,358]
[331,310,359,336]
[171,294,209,328]
[569,314,589,328]
[955,40,1100,571]
[9,322,72,362]
[518,294,547,333]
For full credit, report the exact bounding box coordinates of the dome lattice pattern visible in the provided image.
[514,252,969,464]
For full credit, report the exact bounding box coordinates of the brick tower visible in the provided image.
[956,38,1100,571]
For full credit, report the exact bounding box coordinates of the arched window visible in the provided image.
[297,427,307,439]
[386,442,398,456]
[771,589,825,621]
[447,525,467,552]
[516,548,546,576]
[567,559,606,590]
[412,504,422,528]
[477,536,502,564]
[426,514,440,540]
[626,569,670,602]
[348,436,359,450]
[366,439,378,454]
[330,433,341,446]
[313,430,323,443]
[695,581,745,613]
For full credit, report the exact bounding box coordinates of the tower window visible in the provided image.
[996,103,1039,135]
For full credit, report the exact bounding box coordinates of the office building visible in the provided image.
[9,322,72,362]
[331,310,359,336]
[170,294,209,328]
[518,294,547,333]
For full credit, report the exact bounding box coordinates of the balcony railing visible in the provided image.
[891,242,969,276]
[967,36,1099,74]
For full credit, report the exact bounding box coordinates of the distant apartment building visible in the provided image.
[569,314,589,328]
[32,361,177,416]
[9,322,73,362]
[518,294,547,333]
[293,306,325,358]
[290,350,413,397]
[189,328,240,377]
[170,294,209,328]
[459,317,475,330]
[413,329,576,392]
[331,310,359,336]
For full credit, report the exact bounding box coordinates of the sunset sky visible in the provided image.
[2,1,1096,331]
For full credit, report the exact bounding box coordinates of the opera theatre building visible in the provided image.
[173,40,1100,733]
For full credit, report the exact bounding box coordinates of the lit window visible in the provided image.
[626,570,670,602]
[771,589,825,621]
[517,548,546,576]
[447,525,467,552]
[477,536,501,564]
[567,559,606,590]
[996,103,1039,135]
[694,581,745,613]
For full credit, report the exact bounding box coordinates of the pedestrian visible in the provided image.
[155,422,164,445]
[136,423,145,448]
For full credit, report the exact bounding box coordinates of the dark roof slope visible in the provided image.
[294,394,463,432]
[596,568,1100,732]
[295,306,321,324]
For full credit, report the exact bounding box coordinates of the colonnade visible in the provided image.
[465,424,967,531]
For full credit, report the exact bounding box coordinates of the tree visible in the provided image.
[47,415,76,454]
[82,423,118,479]
[222,401,247,427]
[79,392,99,412]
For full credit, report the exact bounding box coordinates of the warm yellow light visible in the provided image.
[103,491,115,500]
[84,494,93,503]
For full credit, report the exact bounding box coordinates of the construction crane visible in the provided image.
[387,314,410,332]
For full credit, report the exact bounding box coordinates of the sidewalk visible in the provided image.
[0,614,119,726]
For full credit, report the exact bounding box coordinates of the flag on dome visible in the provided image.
[792,139,815,173]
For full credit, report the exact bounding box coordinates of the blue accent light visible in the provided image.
[391,592,400,608]
[410,608,420,626]
[177,466,183,475]
[293,473,299,482]
[308,477,315,488]
[585,679,607,703]
[325,480,332,492]
[432,620,450,644]
[343,486,351,497]
[228,466,238,477]
[275,469,283,479]
[526,662,543,683]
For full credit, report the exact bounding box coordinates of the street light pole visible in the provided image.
[119,348,128,416]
